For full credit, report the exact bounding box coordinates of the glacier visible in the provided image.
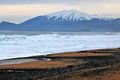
[0,33,120,60]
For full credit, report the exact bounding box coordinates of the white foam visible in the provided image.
[0,34,120,60]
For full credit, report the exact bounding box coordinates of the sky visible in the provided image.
[0,0,120,23]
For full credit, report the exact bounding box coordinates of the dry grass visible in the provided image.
[102,71,120,80]
[0,48,120,80]
[48,52,112,57]
[0,60,72,69]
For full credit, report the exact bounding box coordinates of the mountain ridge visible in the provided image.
[0,10,120,32]
[46,10,113,21]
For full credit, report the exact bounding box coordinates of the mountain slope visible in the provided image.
[0,21,17,31]
[0,10,120,32]
[47,10,112,20]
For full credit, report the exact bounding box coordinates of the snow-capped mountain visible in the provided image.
[46,10,112,20]
[0,10,120,32]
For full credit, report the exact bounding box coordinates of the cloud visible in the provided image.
[0,0,120,23]
[0,4,77,23]
[0,0,120,5]
[0,4,76,16]
[0,0,80,4]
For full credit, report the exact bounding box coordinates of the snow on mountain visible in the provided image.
[46,10,113,21]
[0,10,119,32]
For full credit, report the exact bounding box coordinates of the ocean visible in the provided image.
[0,31,120,60]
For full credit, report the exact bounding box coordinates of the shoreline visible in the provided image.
[0,48,120,80]
[0,47,116,65]
[0,47,118,60]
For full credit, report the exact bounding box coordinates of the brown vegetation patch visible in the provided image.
[103,70,120,80]
[48,52,112,57]
[0,60,73,69]
[0,48,120,80]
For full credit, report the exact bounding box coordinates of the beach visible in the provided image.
[0,48,120,80]
[1,1,120,80]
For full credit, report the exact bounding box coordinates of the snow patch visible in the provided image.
[46,10,113,20]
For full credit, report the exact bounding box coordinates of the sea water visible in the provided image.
[0,31,120,60]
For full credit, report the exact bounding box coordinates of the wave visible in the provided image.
[0,34,120,60]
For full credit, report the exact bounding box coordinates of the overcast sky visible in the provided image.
[0,0,120,23]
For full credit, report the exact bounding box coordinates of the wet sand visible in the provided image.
[0,59,39,65]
